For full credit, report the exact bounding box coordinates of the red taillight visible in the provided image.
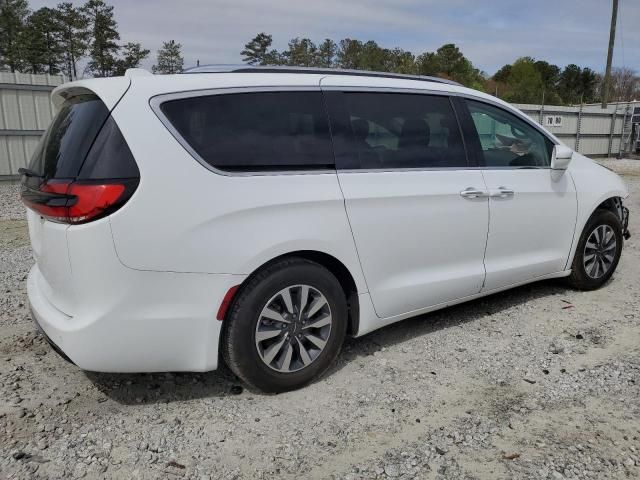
[67,183,125,223]
[22,180,132,224]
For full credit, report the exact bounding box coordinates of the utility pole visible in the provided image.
[601,0,618,108]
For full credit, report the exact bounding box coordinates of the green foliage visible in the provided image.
[557,64,598,104]
[82,0,120,77]
[56,2,89,79]
[113,42,149,76]
[241,35,486,88]
[501,57,543,103]
[0,0,30,72]
[490,57,599,105]
[283,38,317,67]
[241,33,281,66]
[20,7,65,74]
[317,38,337,68]
[152,40,183,74]
[492,64,511,84]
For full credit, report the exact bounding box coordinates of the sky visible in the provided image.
[30,0,640,76]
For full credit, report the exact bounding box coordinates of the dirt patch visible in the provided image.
[0,220,29,248]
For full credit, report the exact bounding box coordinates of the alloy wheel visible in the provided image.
[255,285,332,373]
[583,224,617,279]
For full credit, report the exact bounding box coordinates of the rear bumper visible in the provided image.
[28,263,245,372]
[31,304,75,365]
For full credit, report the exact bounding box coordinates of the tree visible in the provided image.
[20,7,65,74]
[386,48,415,74]
[112,41,149,76]
[0,0,30,72]
[534,60,560,91]
[336,38,363,69]
[415,51,439,76]
[82,0,120,77]
[600,67,640,102]
[415,43,484,88]
[502,57,543,103]
[56,2,89,79]
[558,64,597,104]
[579,67,598,103]
[282,37,317,67]
[359,40,389,71]
[241,32,281,65]
[317,38,336,68]
[152,40,183,74]
[492,64,512,83]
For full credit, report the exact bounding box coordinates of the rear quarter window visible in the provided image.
[29,94,110,179]
[159,91,334,172]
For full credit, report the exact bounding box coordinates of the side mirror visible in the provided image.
[551,145,573,171]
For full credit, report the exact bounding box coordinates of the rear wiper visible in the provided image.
[18,167,41,177]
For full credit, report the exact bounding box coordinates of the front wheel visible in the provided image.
[566,209,623,290]
[221,258,348,393]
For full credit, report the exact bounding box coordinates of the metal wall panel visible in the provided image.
[0,73,64,176]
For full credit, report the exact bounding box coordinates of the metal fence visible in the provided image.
[0,72,66,177]
[0,73,637,178]
[513,101,639,158]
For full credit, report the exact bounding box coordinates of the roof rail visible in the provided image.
[181,64,462,86]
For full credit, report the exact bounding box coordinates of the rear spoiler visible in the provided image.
[51,77,131,111]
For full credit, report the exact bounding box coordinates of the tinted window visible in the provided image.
[160,92,334,172]
[28,94,110,179]
[330,93,467,169]
[467,100,553,167]
[78,116,139,179]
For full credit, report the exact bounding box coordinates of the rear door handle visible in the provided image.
[489,186,515,198]
[460,187,488,199]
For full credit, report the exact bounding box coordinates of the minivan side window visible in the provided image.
[329,92,467,169]
[466,100,553,168]
[160,91,334,172]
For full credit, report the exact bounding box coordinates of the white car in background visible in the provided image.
[21,66,630,392]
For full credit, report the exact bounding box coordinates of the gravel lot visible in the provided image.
[1,161,639,480]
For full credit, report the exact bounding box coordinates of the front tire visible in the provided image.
[566,209,623,290]
[221,258,348,393]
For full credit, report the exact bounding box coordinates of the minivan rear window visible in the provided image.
[29,94,110,179]
[159,91,334,172]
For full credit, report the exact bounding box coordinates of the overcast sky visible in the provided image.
[31,0,640,75]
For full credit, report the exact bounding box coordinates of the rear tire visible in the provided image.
[221,258,347,393]
[566,209,623,290]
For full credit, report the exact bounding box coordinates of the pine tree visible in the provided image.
[282,38,317,67]
[20,7,65,74]
[336,39,363,69]
[152,40,183,74]
[241,33,280,65]
[82,0,120,77]
[113,41,149,76]
[56,2,89,79]
[0,0,30,72]
[317,39,336,68]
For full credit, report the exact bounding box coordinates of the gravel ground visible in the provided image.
[1,162,639,480]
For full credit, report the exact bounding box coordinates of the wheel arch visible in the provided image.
[223,250,361,336]
[566,194,627,270]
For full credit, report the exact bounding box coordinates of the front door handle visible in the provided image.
[460,187,488,199]
[489,186,515,198]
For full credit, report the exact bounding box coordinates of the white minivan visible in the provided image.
[22,66,630,392]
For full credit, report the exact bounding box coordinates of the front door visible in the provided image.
[464,99,577,291]
[324,89,490,318]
